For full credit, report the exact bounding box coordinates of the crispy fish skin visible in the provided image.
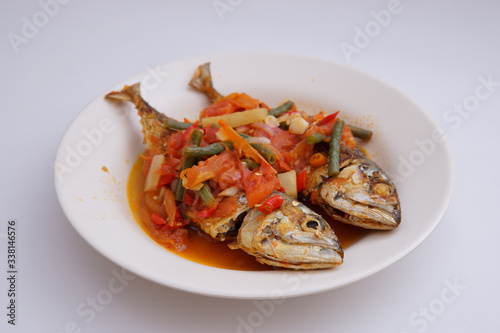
[303,145,401,230]
[105,83,171,155]
[189,63,224,103]
[231,192,344,270]
[181,194,250,242]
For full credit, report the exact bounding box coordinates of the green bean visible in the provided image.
[163,118,195,131]
[249,143,277,165]
[183,142,233,158]
[328,119,345,177]
[306,133,324,145]
[174,156,195,202]
[190,128,203,145]
[242,159,260,170]
[174,129,203,202]
[347,124,373,141]
[199,183,216,208]
[268,100,295,117]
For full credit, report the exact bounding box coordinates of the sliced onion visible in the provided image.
[216,128,229,141]
[245,136,271,145]
[217,186,242,197]
[264,115,280,128]
[277,170,298,199]
[144,154,165,191]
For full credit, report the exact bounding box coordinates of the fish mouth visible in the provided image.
[320,203,399,230]
[254,232,344,269]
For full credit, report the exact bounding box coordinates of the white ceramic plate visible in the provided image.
[54,53,454,299]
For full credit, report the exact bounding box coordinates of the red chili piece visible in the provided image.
[296,170,307,192]
[258,195,284,214]
[276,186,286,193]
[184,192,194,206]
[199,206,217,218]
[318,111,339,126]
[151,213,167,226]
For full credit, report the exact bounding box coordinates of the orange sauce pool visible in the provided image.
[128,156,370,271]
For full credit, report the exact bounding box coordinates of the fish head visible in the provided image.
[307,146,401,230]
[234,193,343,269]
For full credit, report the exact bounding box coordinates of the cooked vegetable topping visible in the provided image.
[347,124,373,141]
[296,170,307,192]
[174,129,203,201]
[199,183,216,208]
[317,111,339,126]
[248,143,276,165]
[183,142,233,158]
[268,100,295,117]
[201,107,268,128]
[277,170,298,199]
[144,154,166,191]
[309,153,327,167]
[123,82,371,246]
[328,118,345,177]
[258,195,284,214]
[306,133,324,145]
[288,115,310,135]
[163,118,195,131]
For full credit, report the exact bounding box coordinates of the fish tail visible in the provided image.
[189,63,223,103]
[106,83,170,154]
[105,83,141,103]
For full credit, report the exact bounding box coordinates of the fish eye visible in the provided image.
[359,163,370,171]
[302,218,325,232]
[372,183,392,196]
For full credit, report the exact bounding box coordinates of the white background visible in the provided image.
[1,0,499,332]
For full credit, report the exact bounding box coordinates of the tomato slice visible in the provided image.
[181,150,238,189]
[238,159,280,207]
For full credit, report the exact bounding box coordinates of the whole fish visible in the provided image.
[230,192,343,269]
[302,145,401,230]
[106,83,171,155]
